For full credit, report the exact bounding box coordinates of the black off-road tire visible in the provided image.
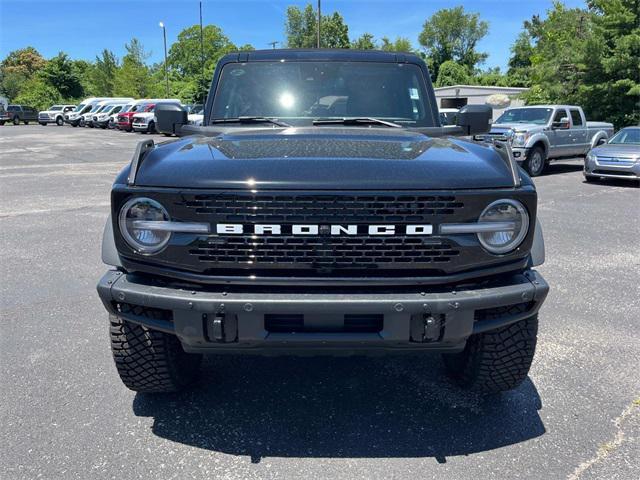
[442,315,538,393]
[109,315,202,393]
[524,146,546,177]
[148,120,156,134]
[13,116,20,125]
[79,117,85,127]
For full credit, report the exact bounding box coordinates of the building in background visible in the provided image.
[434,85,529,120]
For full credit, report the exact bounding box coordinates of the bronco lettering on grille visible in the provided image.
[215,224,433,236]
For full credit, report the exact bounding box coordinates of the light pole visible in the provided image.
[317,0,321,48]
[199,2,205,104]
[159,21,169,97]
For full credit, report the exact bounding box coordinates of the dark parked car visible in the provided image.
[98,49,549,395]
[0,105,38,125]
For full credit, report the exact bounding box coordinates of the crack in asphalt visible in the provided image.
[567,398,640,480]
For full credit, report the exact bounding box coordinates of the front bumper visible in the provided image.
[584,156,640,181]
[132,122,149,131]
[97,269,549,354]
[511,146,528,162]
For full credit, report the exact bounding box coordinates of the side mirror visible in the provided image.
[456,104,492,135]
[156,103,188,136]
[552,117,570,129]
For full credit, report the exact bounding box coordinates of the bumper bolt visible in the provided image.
[394,303,404,312]
[243,303,254,312]
[117,292,125,301]
[449,301,460,310]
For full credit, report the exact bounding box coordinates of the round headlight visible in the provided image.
[118,197,170,254]
[477,199,529,254]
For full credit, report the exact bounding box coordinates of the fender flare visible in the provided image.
[101,214,122,267]
[590,131,608,149]
[524,133,550,156]
[530,218,545,267]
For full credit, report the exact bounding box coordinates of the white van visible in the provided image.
[81,98,134,127]
[92,103,128,129]
[66,97,133,127]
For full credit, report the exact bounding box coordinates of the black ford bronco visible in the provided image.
[97,50,548,394]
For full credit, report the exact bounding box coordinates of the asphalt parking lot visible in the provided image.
[1,125,639,480]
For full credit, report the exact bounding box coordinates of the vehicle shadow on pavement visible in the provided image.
[540,162,584,176]
[132,355,545,462]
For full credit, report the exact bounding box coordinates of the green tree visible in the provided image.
[520,3,591,105]
[580,0,640,127]
[13,78,61,110]
[380,36,413,52]
[0,47,46,99]
[1,47,46,77]
[91,49,118,96]
[168,24,237,77]
[418,6,489,80]
[434,60,471,87]
[472,67,510,87]
[285,4,350,48]
[351,33,376,50]
[114,38,153,98]
[40,52,84,98]
[506,32,534,86]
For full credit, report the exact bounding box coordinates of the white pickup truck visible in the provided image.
[482,105,613,176]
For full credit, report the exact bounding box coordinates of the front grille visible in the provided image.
[115,190,537,278]
[593,169,635,176]
[189,236,459,268]
[182,194,464,223]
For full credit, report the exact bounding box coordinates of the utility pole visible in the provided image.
[317,0,321,48]
[159,22,169,97]
[268,41,278,49]
[199,1,205,105]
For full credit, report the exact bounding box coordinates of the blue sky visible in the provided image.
[1,0,587,70]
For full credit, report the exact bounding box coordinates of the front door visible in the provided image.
[548,108,572,158]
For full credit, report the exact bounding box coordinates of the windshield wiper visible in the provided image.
[312,117,403,128]
[209,116,291,127]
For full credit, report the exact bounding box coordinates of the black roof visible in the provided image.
[222,48,422,64]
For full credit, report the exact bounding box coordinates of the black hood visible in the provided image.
[129,127,517,190]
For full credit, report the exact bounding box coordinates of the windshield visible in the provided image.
[73,103,86,112]
[211,61,434,127]
[495,108,553,125]
[121,104,134,113]
[49,105,63,111]
[608,128,640,145]
[191,105,204,115]
[89,104,104,113]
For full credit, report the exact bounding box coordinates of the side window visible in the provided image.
[570,109,583,126]
[553,109,567,123]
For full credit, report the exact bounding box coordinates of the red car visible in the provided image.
[117,103,154,131]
